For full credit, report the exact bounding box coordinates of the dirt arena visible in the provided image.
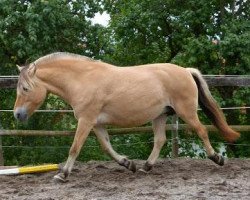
[0,158,249,200]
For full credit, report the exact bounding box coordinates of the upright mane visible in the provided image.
[35,52,96,66]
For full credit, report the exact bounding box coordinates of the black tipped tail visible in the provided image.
[187,68,240,143]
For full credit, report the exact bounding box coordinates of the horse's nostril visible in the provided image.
[15,112,25,121]
[14,108,28,121]
[16,113,21,119]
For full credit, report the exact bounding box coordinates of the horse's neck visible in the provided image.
[37,64,79,104]
[36,59,105,105]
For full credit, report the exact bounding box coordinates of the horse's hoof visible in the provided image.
[208,153,224,166]
[53,173,68,183]
[128,160,136,173]
[142,161,153,172]
[119,158,137,173]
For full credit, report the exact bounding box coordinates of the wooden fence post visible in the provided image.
[171,115,179,158]
[0,136,4,165]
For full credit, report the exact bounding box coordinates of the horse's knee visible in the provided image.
[156,135,167,146]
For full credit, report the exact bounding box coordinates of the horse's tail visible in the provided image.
[187,68,240,142]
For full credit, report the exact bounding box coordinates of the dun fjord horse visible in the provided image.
[14,52,240,182]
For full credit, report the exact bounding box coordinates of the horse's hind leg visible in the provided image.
[140,114,167,172]
[175,101,224,166]
[93,125,136,172]
[191,120,224,165]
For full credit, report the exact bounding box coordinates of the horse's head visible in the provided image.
[14,63,47,121]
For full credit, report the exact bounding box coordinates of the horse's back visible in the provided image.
[106,63,197,99]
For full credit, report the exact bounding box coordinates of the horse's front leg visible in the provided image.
[54,117,93,182]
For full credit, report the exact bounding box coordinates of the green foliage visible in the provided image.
[104,0,250,74]
[0,0,104,74]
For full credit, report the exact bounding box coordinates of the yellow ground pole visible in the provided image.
[0,164,59,175]
[19,164,59,174]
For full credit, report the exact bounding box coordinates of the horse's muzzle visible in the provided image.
[14,107,28,122]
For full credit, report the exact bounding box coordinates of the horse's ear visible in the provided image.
[16,64,23,72]
[28,63,37,77]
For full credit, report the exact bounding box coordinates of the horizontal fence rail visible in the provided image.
[1,125,249,136]
[0,77,18,89]
[0,76,250,88]
[204,75,250,87]
[0,106,249,113]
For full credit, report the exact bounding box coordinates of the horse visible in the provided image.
[14,52,240,182]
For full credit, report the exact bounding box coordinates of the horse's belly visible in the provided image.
[96,103,166,127]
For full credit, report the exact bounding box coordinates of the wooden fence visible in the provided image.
[0,75,249,165]
[1,75,250,88]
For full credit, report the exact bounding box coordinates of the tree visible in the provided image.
[103,0,250,75]
[0,0,104,75]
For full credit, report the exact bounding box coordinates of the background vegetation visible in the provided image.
[0,0,249,165]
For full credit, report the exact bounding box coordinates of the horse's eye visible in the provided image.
[23,87,29,92]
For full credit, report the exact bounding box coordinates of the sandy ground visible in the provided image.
[0,158,249,200]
